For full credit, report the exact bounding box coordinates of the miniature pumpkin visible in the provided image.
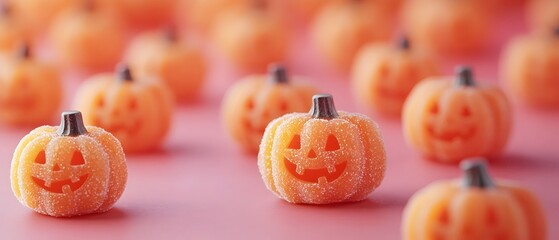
[73,65,173,153]
[402,0,490,55]
[10,0,73,36]
[351,37,439,115]
[501,28,559,107]
[0,3,27,53]
[107,0,175,29]
[258,94,386,204]
[402,66,511,163]
[402,159,546,240]
[11,111,128,217]
[212,0,289,73]
[222,64,317,153]
[311,0,394,71]
[180,0,248,33]
[126,27,207,102]
[0,45,62,126]
[49,1,125,71]
[528,0,559,33]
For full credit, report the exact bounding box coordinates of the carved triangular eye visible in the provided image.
[325,135,340,151]
[288,134,301,149]
[35,151,46,164]
[70,151,85,165]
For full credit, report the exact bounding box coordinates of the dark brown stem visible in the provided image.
[461,159,495,189]
[399,36,410,50]
[455,66,475,87]
[57,111,88,136]
[18,43,31,59]
[164,25,178,43]
[116,64,133,82]
[0,2,11,17]
[309,94,339,119]
[268,63,288,84]
[554,26,559,36]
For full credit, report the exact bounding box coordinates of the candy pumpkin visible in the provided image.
[311,0,394,71]
[212,0,289,73]
[0,45,62,126]
[402,159,546,240]
[126,27,207,102]
[49,1,125,71]
[402,0,490,55]
[500,29,559,107]
[403,66,511,163]
[222,64,317,153]
[528,0,559,33]
[351,37,439,115]
[74,65,173,153]
[258,94,386,204]
[107,0,175,29]
[179,0,248,33]
[10,0,73,36]
[0,3,26,53]
[11,111,128,217]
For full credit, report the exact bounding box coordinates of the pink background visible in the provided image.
[1,6,558,240]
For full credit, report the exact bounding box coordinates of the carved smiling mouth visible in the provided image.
[284,158,347,183]
[31,174,89,193]
[427,126,476,142]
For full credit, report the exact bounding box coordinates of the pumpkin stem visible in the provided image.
[310,94,339,119]
[0,2,11,17]
[461,159,495,189]
[18,43,31,59]
[164,25,178,43]
[399,36,410,50]
[252,0,267,10]
[268,63,288,84]
[455,66,475,87]
[554,27,559,36]
[116,64,133,82]
[57,111,88,136]
[82,0,95,12]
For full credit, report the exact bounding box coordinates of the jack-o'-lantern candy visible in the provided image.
[0,45,62,126]
[126,27,207,102]
[528,0,559,33]
[10,0,73,36]
[0,3,26,53]
[501,29,559,107]
[222,64,317,153]
[351,37,439,115]
[74,65,173,153]
[402,0,490,55]
[11,111,128,217]
[402,159,546,240]
[49,1,125,71]
[311,0,394,71]
[179,0,248,33]
[403,66,511,163]
[212,0,289,73]
[258,94,386,204]
[107,0,175,29]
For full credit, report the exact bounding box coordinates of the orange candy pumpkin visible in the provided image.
[108,0,175,29]
[500,29,559,107]
[10,0,73,36]
[222,64,317,153]
[74,65,173,153]
[0,45,62,126]
[258,94,386,204]
[212,1,289,73]
[402,0,490,55]
[126,28,207,102]
[179,0,248,33]
[0,4,26,53]
[49,1,125,71]
[528,0,559,33]
[351,37,439,115]
[311,0,394,71]
[403,67,511,163]
[11,111,128,217]
[402,159,546,240]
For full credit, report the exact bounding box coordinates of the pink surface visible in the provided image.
[1,6,558,240]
